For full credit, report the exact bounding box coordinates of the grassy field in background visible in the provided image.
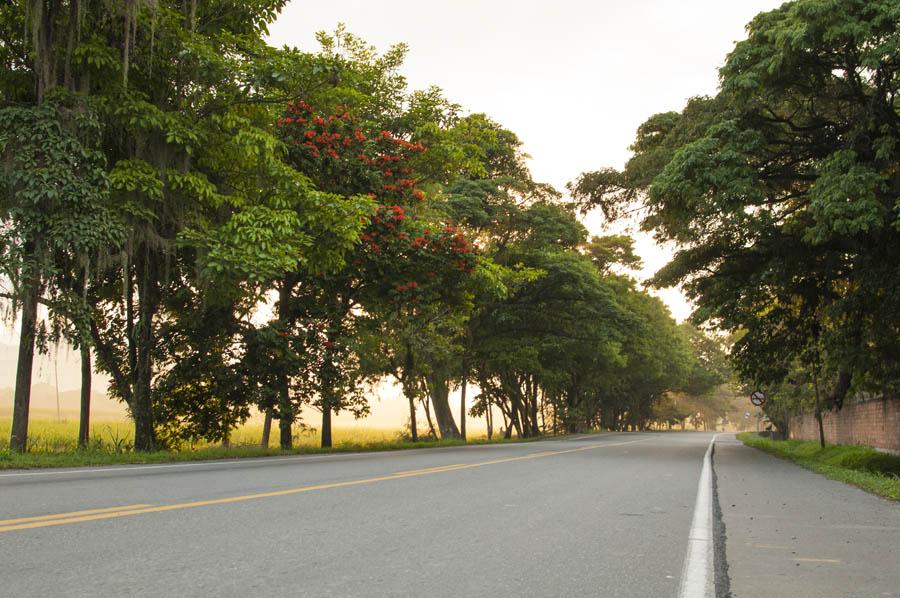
[0,416,536,470]
[0,417,135,453]
[0,416,405,452]
[737,432,900,501]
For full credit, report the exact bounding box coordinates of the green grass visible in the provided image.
[0,418,136,453]
[0,417,408,453]
[737,432,900,501]
[0,417,552,470]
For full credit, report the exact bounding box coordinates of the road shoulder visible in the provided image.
[714,434,900,598]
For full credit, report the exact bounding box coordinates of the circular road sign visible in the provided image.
[750,391,767,406]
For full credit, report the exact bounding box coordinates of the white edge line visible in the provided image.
[0,432,646,479]
[678,433,719,598]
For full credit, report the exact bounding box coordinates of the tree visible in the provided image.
[585,235,642,276]
[571,0,900,420]
[275,88,478,446]
[0,95,121,452]
[437,114,561,438]
[2,2,370,451]
[471,202,619,436]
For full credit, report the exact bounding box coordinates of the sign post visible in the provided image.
[750,391,767,434]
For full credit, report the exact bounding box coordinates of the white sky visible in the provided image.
[269,0,784,321]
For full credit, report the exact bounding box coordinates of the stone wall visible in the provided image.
[788,396,900,451]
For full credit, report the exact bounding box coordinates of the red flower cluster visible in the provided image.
[276,101,479,296]
[385,205,406,221]
[395,281,419,293]
[450,233,473,254]
[370,204,406,230]
[277,101,427,206]
[356,205,413,258]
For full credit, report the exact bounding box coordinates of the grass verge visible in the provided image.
[737,432,900,501]
[0,434,551,471]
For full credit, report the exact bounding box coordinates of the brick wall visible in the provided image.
[788,396,900,451]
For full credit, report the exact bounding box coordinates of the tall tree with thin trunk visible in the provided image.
[459,360,468,441]
[78,344,91,448]
[260,409,273,448]
[0,98,116,452]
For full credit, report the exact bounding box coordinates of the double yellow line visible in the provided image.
[0,438,646,534]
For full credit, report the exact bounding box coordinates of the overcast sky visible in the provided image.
[269,0,784,321]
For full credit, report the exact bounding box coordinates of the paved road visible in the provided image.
[1,433,710,597]
[1,432,897,597]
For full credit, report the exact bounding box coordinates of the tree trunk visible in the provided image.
[408,394,418,442]
[63,0,79,90]
[78,344,91,449]
[261,408,273,448]
[124,253,136,389]
[277,278,293,450]
[34,0,57,102]
[508,393,525,437]
[485,402,493,440]
[131,345,155,451]
[422,395,438,439]
[425,370,460,439]
[459,368,467,442]
[278,374,292,450]
[539,388,546,435]
[813,368,826,448]
[319,337,340,449]
[520,400,531,437]
[278,409,293,449]
[529,380,539,437]
[9,263,39,453]
[552,395,558,434]
[132,246,158,452]
[220,397,232,449]
[321,407,332,449]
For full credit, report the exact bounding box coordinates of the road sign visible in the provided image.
[750,391,767,406]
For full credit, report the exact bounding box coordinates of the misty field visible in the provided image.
[0,415,513,470]
[0,416,405,454]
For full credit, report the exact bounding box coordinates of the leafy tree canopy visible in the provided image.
[571,0,900,409]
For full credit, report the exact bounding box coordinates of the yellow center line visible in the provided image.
[0,504,153,527]
[392,463,470,476]
[0,438,648,534]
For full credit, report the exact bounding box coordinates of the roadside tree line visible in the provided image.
[571,0,900,442]
[1,1,728,453]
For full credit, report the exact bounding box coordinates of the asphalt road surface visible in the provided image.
[1,432,897,597]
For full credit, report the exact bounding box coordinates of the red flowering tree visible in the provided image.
[276,102,478,446]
